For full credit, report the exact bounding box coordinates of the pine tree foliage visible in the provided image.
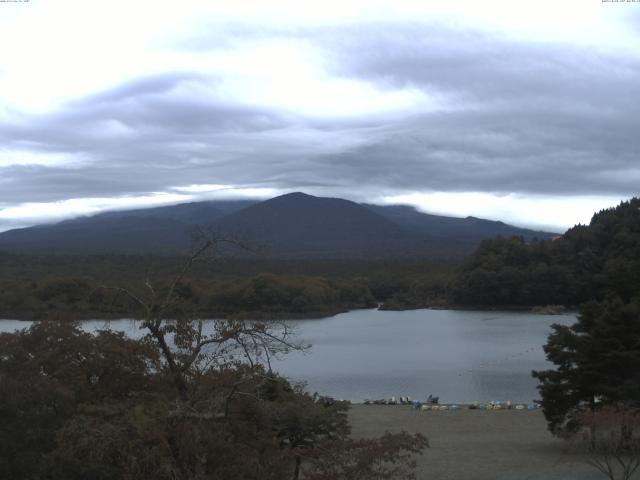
[453,198,640,307]
[533,297,640,434]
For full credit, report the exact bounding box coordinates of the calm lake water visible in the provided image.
[0,309,576,404]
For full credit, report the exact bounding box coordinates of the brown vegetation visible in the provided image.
[0,240,427,479]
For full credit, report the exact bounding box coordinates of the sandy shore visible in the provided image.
[348,405,621,480]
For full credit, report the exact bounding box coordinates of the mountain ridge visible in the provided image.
[0,192,558,257]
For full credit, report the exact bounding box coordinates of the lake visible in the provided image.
[0,308,576,404]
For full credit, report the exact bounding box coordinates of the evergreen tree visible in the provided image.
[452,197,640,308]
[533,297,640,434]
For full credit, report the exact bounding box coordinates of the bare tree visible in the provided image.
[576,405,640,480]
[101,235,303,402]
[86,235,427,480]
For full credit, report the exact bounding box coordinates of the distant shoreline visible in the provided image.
[0,304,577,322]
[0,308,351,322]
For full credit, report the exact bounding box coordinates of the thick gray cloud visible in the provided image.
[1,20,639,231]
[0,72,310,202]
[315,23,640,196]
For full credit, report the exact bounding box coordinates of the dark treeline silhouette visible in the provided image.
[526,199,640,462]
[0,273,375,320]
[3,198,638,316]
[443,198,640,308]
[0,255,455,320]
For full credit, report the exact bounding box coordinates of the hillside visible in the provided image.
[0,193,557,257]
[214,193,420,256]
[365,204,552,241]
[0,200,255,255]
[449,197,640,307]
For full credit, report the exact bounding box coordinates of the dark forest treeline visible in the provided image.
[0,274,374,320]
[449,198,640,308]
[5,198,637,317]
[0,255,455,319]
[510,200,640,442]
[380,198,640,310]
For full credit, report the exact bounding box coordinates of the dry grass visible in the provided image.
[348,405,621,480]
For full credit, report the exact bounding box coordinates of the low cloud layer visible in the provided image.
[1,3,639,232]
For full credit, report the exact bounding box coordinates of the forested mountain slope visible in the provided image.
[451,198,640,307]
[0,192,556,257]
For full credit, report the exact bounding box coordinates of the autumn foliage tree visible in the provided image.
[0,238,427,479]
[0,322,160,479]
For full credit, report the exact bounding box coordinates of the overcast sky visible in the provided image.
[1,0,639,233]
